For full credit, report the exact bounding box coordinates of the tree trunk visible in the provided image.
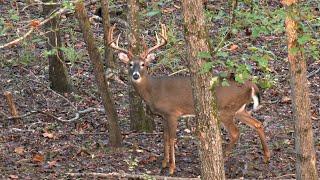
[182,1,225,179]
[75,2,122,147]
[127,0,155,132]
[43,0,72,93]
[100,0,115,69]
[283,1,318,180]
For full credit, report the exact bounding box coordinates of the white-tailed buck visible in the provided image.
[108,24,270,175]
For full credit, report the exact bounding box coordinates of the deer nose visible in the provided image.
[132,73,140,80]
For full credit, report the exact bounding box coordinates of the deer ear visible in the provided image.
[145,53,156,63]
[118,52,130,63]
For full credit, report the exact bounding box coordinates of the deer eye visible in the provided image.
[129,62,133,67]
[141,63,145,67]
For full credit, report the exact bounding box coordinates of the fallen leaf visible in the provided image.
[48,160,57,168]
[184,129,191,133]
[30,20,40,28]
[228,44,239,51]
[14,146,24,155]
[9,175,18,179]
[43,132,54,139]
[33,154,44,163]
[281,96,291,103]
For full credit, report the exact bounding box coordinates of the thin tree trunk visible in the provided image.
[127,0,155,132]
[75,2,122,147]
[182,0,225,179]
[100,0,115,69]
[43,0,71,93]
[283,1,318,180]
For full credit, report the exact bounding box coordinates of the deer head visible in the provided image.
[108,24,168,83]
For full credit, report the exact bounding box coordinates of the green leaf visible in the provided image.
[297,34,311,45]
[289,47,299,56]
[197,51,212,59]
[200,61,213,74]
[216,51,228,58]
[146,10,161,17]
[221,79,230,86]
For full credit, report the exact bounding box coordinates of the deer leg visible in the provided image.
[162,121,170,168]
[235,110,271,162]
[221,114,240,156]
[168,115,178,175]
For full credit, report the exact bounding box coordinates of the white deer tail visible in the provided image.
[251,87,260,110]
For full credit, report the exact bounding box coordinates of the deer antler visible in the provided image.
[108,25,133,57]
[140,23,168,58]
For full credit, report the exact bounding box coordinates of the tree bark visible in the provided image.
[283,1,318,180]
[75,1,122,147]
[127,0,155,132]
[43,0,72,93]
[100,0,115,69]
[182,1,225,179]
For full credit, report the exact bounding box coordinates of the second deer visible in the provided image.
[108,24,270,175]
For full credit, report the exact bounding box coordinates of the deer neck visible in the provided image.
[132,74,153,105]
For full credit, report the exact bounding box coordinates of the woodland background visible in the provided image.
[0,0,319,179]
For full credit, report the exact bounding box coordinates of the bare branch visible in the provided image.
[66,172,200,180]
[0,7,68,49]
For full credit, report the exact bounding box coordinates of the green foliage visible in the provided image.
[200,61,214,74]
[145,10,161,17]
[62,0,75,10]
[60,46,83,63]
[0,18,6,36]
[143,0,163,17]
[124,155,139,171]
[8,9,19,21]
[44,49,58,57]
[154,19,185,73]
[234,3,286,38]
[197,51,212,59]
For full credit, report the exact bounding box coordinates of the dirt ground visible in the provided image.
[0,0,319,179]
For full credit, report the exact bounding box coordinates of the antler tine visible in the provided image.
[141,23,168,58]
[108,24,131,55]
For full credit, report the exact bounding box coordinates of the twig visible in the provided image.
[22,0,98,11]
[275,173,295,179]
[66,172,200,180]
[0,6,68,49]
[168,68,188,76]
[58,107,105,122]
[123,141,160,157]
[307,67,320,78]
[4,91,19,117]
[4,108,105,122]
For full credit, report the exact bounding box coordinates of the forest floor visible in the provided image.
[0,0,319,179]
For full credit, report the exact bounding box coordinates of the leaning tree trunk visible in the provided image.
[182,0,225,179]
[127,0,155,132]
[100,0,115,69]
[75,2,122,147]
[283,1,318,180]
[43,0,71,93]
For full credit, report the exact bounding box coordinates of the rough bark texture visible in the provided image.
[284,1,318,180]
[75,2,122,147]
[182,1,225,179]
[100,0,115,69]
[43,0,72,93]
[127,0,155,132]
